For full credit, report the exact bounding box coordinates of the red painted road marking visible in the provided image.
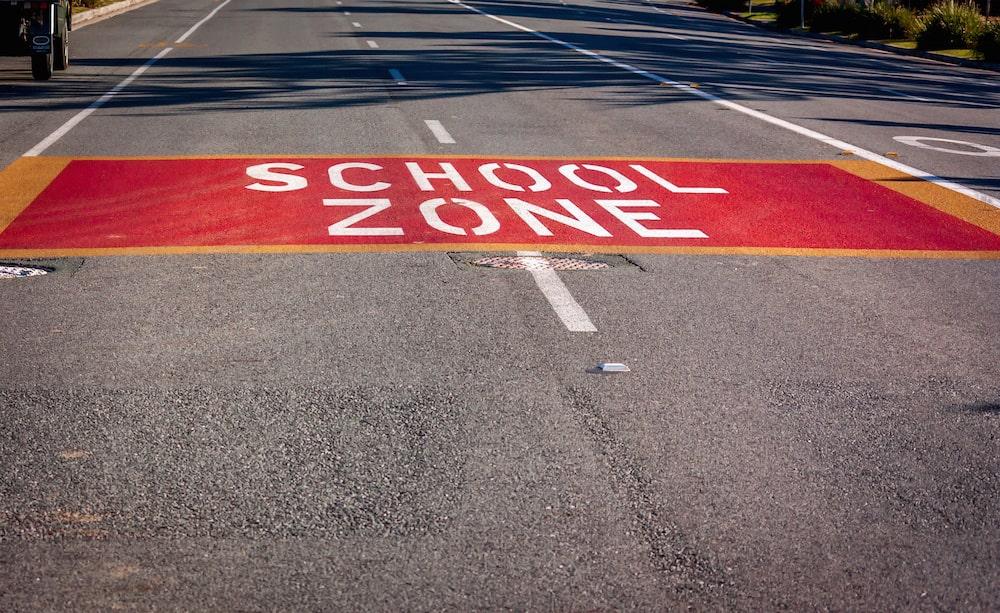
[1,157,998,255]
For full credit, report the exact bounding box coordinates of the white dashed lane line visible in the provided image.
[424,120,456,144]
[366,40,379,48]
[352,21,362,27]
[176,0,232,43]
[389,68,407,85]
[518,251,597,333]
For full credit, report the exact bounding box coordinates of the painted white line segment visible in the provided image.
[879,87,931,102]
[447,0,1000,209]
[712,81,996,109]
[879,88,996,109]
[518,251,597,333]
[352,21,361,27]
[389,68,407,85]
[875,87,996,109]
[424,120,456,144]
[25,47,173,157]
[344,10,351,15]
[176,0,231,43]
[894,136,1000,157]
[26,0,232,157]
[367,40,379,48]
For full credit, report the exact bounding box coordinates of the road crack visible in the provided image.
[565,387,733,600]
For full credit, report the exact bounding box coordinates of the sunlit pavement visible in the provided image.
[1,0,998,609]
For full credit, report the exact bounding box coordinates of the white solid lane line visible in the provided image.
[424,120,456,144]
[26,48,173,157]
[518,251,597,333]
[389,68,407,84]
[447,0,1000,209]
[367,40,379,48]
[176,0,232,43]
[26,0,232,156]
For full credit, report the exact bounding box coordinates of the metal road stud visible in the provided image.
[594,362,630,373]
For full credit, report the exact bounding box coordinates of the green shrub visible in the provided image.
[916,1,984,49]
[977,18,1000,60]
[696,0,748,13]
[901,0,942,11]
[862,2,921,38]
[775,0,807,28]
[810,0,867,33]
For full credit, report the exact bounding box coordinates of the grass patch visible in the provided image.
[741,11,778,21]
[822,30,861,39]
[929,47,978,58]
[736,0,778,17]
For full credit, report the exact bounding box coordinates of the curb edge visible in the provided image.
[73,0,160,29]
[721,8,1000,73]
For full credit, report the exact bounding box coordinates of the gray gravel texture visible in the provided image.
[1,0,998,609]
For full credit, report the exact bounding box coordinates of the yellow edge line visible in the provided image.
[0,157,71,235]
[831,160,1000,237]
[2,243,998,259]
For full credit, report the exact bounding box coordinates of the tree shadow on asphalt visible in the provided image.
[950,402,1000,414]
[820,118,1000,137]
[0,0,998,117]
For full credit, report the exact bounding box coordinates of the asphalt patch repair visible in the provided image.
[1,155,998,259]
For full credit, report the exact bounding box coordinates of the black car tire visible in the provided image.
[54,34,68,70]
[31,52,53,80]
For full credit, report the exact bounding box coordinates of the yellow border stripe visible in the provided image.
[0,157,71,235]
[832,160,1000,237]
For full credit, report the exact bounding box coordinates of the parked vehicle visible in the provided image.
[0,0,71,80]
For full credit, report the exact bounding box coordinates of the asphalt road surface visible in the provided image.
[1,0,998,610]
